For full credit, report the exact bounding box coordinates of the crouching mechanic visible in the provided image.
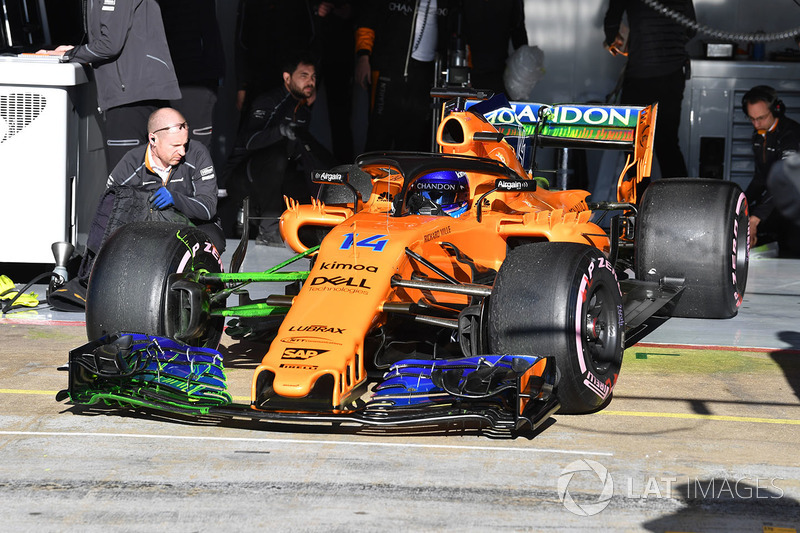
[48,107,224,311]
[107,107,226,251]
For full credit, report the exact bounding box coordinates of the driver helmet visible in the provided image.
[411,170,469,217]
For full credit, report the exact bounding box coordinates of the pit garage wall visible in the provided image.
[209,0,800,187]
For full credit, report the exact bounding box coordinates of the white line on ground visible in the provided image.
[0,430,613,456]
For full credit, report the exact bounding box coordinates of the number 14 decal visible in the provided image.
[340,233,389,252]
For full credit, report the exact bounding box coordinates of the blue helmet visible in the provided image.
[411,170,469,217]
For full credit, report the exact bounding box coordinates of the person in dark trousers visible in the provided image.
[158,0,225,152]
[221,52,335,245]
[314,1,359,163]
[742,85,800,257]
[604,0,695,184]
[37,0,181,171]
[355,0,452,152]
[460,0,528,96]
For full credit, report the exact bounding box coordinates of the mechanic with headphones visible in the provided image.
[742,85,800,257]
[48,107,224,312]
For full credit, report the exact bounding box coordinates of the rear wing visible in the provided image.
[463,100,658,203]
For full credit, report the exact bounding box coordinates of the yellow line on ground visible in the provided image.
[0,388,58,396]
[601,410,800,426]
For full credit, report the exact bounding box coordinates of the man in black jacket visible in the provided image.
[604,0,695,182]
[742,85,800,257]
[221,52,335,245]
[38,0,181,170]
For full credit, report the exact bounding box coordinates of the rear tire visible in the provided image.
[86,222,225,347]
[635,178,749,318]
[487,243,624,414]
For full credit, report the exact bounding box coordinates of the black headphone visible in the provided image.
[742,85,785,118]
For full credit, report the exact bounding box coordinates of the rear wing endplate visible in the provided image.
[465,100,658,203]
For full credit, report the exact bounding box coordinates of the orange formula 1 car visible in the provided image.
[64,93,749,434]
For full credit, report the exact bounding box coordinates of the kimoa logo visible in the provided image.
[319,261,378,273]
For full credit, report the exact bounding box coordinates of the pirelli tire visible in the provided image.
[86,221,225,348]
[487,242,624,415]
[635,178,749,319]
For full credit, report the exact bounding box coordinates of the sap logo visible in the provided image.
[319,261,378,273]
[288,325,345,334]
[282,348,329,360]
[310,276,371,289]
[340,233,388,252]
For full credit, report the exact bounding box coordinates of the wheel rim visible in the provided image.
[583,279,620,372]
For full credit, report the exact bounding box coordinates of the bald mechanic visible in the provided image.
[107,107,225,251]
[48,108,223,312]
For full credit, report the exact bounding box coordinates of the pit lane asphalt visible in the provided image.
[0,256,799,531]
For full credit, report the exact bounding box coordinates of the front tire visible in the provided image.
[86,222,225,347]
[635,178,749,318]
[487,243,624,414]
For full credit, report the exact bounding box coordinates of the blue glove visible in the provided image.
[150,187,174,209]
